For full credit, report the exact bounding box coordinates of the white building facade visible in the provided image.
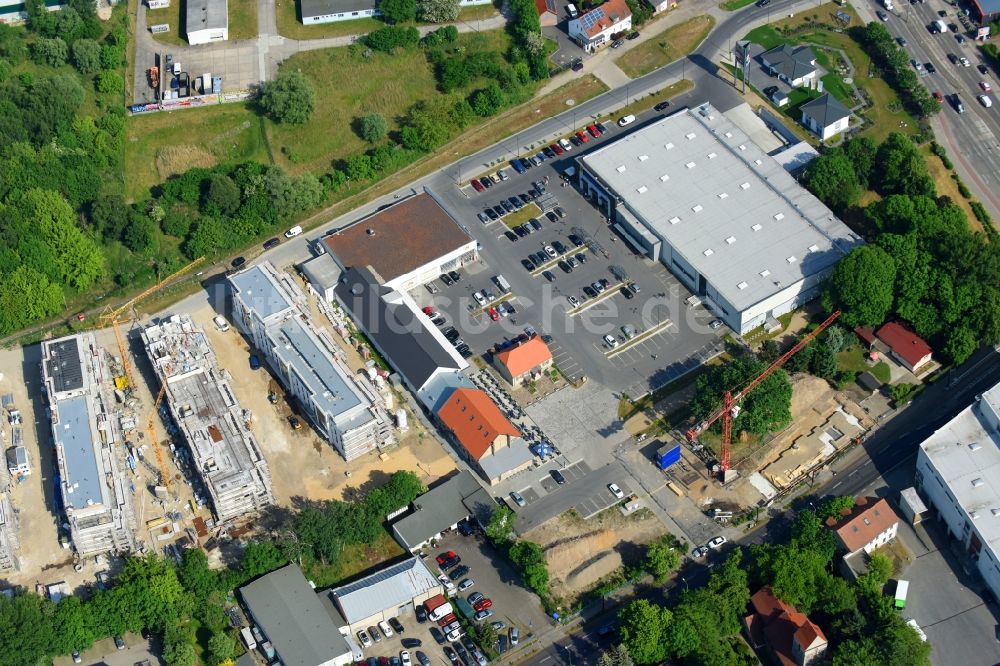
[915,381,1000,601]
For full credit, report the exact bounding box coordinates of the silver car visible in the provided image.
[510,491,527,507]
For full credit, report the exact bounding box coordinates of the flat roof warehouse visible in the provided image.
[580,103,862,315]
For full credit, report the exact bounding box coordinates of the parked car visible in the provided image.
[400,650,412,666]
[468,592,485,605]
[114,636,125,650]
[415,605,428,623]
[491,621,507,632]
[474,609,494,621]
[402,638,422,648]
[415,652,431,666]
[550,469,567,484]
[231,256,246,268]
[430,627,446,644]
[568,234,583,247]
[473,598,493,612]
[708,535,728,549]
[566,294,580,308]
[368,626,382,642]
[603,334,618,349]
[587,123,602,137]
[610,38,625,48]
[608,483,624,499]
[572,59,584,71]
[450,565,470,580]
[379,620,394,637]
[458,578,475,591]
[389,617,405,634]
[263,237,280,250]
[510,627,520,645]
[554,206,567,218]
[471,179,485,193]
[618,114,636,127]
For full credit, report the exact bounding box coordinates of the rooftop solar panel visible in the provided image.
[581,6,605,29]
[46,339,84,393]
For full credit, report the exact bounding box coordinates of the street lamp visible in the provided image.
[680,575,689,591]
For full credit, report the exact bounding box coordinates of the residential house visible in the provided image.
[567,0,632,52]
[825,496,900,555]
[495,336,553,386]
[535,0,558,26]
[876,321,933,374]
[743,586,828,666]
[800,93,851,140]
[391,470,496,552]
[436,387,533,484]
[759,44,818,87]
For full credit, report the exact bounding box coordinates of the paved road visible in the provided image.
[856,0,1000,221]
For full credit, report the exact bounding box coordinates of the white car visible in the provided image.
[707,535,728,549]
[437,574,457,592]
[709,319,723,330]
[559,138,573,151]
[446,628,464,641]
[960,56,971,67]
[357,630,372,648]
[618,114,636,127]
[603,334,619,349]
[378,620,394,637]
[458,578,475,591]
[608,483,624,499]
[400,651,412,666]
[979,94,993,107]
[544,245,558,258]
[906,618,928,642]
[473,291,488,306]
[692,546,709,558]
[566,295,580,308]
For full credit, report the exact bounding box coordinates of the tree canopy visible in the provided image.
[259,70,316,125]
[689,355,793,437]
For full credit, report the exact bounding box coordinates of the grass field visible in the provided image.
[302,533,405,588]
[616,15,715,79]
[275,1,499,40]
[922,146,983,233]
[838,346,891,384]
[228,0,259,40]
[125,102,271,199]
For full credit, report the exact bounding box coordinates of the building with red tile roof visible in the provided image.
[495,337,553,386]
[875,321,933,373]
[534,0,558,26]
[568,0,631,52]
[436,388,533,484]
[824,496,899,555]
[743,587,828,666]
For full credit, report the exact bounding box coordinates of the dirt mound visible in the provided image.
[565,551,622,590]
[155,144,217,180]
[789,373,835,420]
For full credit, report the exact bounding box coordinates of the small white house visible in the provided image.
[186,0,228,44]
[760,44,818,87]
[568,0,631,52]
[300,0,377,24]
[800,93,851,140]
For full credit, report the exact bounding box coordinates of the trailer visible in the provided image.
[893,579,909,609]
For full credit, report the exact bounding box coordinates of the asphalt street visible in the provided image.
[855,0,1000,219]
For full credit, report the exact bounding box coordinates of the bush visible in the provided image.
[259,70,315,125]
[365,25,420,53]
[70,38,100,73]
[32,37,68,66]
[359,112,387,143]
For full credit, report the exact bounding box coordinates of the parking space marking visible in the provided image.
[566,287,622,316]
[606,319,674,358]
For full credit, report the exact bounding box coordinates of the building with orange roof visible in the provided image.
[875,321,933,374]
[534,0,557,26]
[743,587,828,666]
[436,387,533,484]
[568,0,631,52]
[824,496,899,556]
[495,337,553,386]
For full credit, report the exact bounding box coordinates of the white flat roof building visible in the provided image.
[329,556,442,631]
[186,0,228,44]
[230,262,395,461]
[578,102,863,334]
[916,380,1000,601]
[141,315,274,524]
[41,334,136,556]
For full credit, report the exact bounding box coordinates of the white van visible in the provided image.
[617,114,636,127]
[493,274,511,293]
[284,225,303,238]
[979,94,993,108]
[212,315,230,332]
[566,3,578,17]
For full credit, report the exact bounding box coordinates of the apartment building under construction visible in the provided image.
[141,314,274,524]
[41,334,136,556]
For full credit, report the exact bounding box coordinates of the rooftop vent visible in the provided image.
[718,192,728,199]
[665,142,675,150]
[350,284,363,296]
[992,508,1000,516]
[686,132,696,140]
[754,159,763,165]
[617,165,626,173]
[703,248,714,256]
[970,443,983,452]
[760,269,770,277]
[660,174,670,182]
[774,213,785,221]
[973,478,986,488]
[637,185,648,194]
[737,281,749,290]
[708,152,717,159]
[971,510,980,519]
[809,244,820,252]
[739,144,746,151]
[740,182,750,190]
[787,256,797,264]
[669,216,680,225]
[638,155,649,161]
[367,228,375,236]
[692,204,703,213]
[726,236,736,244]
[724,132,733,138]
[686,162,696,169]
[751,223,763,231]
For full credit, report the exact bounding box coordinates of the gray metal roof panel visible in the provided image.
[240,565,352,666]
[579,103,862,312]
[331,557,440,623]
[800,93,852,127]
[230,265,296,322]
[186,0,228,32]
[55,395,105,508]
[301,0,376,17]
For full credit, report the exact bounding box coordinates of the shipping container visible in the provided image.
[149,23,170,33]
[655,443,681,470]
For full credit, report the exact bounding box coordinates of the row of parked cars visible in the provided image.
[422,307,474,359]
[477,183,549,223]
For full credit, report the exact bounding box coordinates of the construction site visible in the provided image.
[140,314,274,526]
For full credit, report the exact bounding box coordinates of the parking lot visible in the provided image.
[432,124,726,399]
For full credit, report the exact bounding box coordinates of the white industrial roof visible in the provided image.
[186,0,228,32]
[331,556,440,623]
[580,103,863,312]
[920,382,1000,556]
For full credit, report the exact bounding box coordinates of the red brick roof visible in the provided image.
[749,587,827,666]
[824,496,898,553]
[497,337,552,378]
[534,0,556,16]
[322,194,471,284]
[876,321,933,368]
[436,388,519,461]
[575,0,631,38]
[853,326,877,347]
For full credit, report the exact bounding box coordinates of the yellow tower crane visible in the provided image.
[99,257,205,391]
[145,381,171,491]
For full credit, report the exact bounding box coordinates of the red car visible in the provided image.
[488,307,500,321]
[437,613,457,627]
[933,90,944,102]
[435,551,456,565]
[473,598,493,612]
[576,130,589,143]
[423,306,436,316]
[470,179,485,193]
[587,124,601,138]
[550,143,565,156]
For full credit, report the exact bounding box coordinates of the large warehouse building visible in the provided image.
[41,334,136,556]
[915,380,1000,602]
[577,103,863,334]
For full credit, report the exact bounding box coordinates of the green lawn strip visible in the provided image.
[820,72,852,103]
[146,0,188,46]
[720,0,757,11]
[228,0,259,40]
[503,204,542,228]
[615,15,716,79]
[744,24,785,49]
[275,2,499,40]
[302,533,405,588]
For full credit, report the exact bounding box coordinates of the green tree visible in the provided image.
[832,638,883,666]
[875,132,935,197]
[89,194,131,240]
[825,245,897,328]
[51,595,94,655]
[0,265,64,335]
[183,217,226,259]
[889,382,914,403]
[70,38,100,73]
[689,356,793,437]
[20,188,106,289]
[618,599,672,664]
[238,541,288,584]
[485,505,515,545]
[417,0,459,22]
[810,343,839,380]
[804,149,861,211]
[32,37,68,66]
[472,83,506,116]
[644,536,681,582]
[122,214,155,252]
[942,325,978,365]
[203,174,241,216]
[758,338,780,364]
[843,136,877,187]
[96,70,123,94]
[259,70,315,125]
[0,592,57,665]
[817,496,855,522]
[359,112,388,143]
[164,640,198,666]
[380,0,417,22]
[207,631,237,665]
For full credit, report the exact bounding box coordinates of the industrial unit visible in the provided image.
[186,0,228,44]
[141,314,274,523]
[915,380,1000,602]
[577,102,863,334]
[229,262,396,461]
[41,334,137,556]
